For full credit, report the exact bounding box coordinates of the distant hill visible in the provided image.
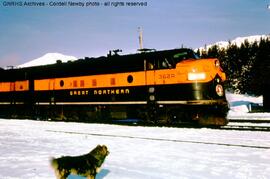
[197,34,270,51]
[17,53,77,68]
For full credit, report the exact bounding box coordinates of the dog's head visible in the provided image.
[90,145,109,167]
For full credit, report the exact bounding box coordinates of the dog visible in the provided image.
[51,145,109,179]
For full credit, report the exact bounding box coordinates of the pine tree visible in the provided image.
[207,45,219,58]
[251,37,270,95]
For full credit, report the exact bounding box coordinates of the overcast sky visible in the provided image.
[0,0,269,67]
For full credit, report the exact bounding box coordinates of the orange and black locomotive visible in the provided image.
[0,48,228,126]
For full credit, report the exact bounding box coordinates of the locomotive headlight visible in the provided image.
[188,72,206,81]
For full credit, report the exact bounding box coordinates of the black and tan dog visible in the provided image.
[51,145,109,179]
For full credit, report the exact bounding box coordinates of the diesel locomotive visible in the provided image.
[0,48,228,126]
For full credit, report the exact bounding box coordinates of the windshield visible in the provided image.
[173,49,199,62]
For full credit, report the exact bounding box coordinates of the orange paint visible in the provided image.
[0,80,29,92]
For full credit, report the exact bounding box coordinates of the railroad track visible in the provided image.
[220,124,270,131]
[104,118,270,132]
[220,118,270,131]
[47,130,270,149]
[111,118,270,131]
[228,118,270,123]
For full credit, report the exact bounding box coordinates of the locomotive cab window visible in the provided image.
[146,58,155,70]
[146,57,175,70]
[158,58,174,69]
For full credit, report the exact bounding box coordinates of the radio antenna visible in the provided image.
[138,27,143,50]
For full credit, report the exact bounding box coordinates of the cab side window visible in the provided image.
[160,58,172,69]
[146,57,176,70]
[157,57,175,69]
[146,58,155,70]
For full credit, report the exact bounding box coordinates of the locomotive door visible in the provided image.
[10,82,15,104]
[145,58,156,101]
[48,79,55,104]
[145,58,156,86]
[144,58,157,122]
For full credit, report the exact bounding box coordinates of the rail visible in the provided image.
[220,119,270,131]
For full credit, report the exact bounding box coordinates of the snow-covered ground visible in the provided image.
[0,119,269,179]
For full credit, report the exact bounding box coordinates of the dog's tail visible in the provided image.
[50,157,58,169]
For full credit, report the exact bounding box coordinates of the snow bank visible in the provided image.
[226,92,263,105]
[226,91,262,113]
[225,91,270,119]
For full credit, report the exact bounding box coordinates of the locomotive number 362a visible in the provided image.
[158,74,176,79]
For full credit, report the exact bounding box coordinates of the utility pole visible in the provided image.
[138,27,143,50]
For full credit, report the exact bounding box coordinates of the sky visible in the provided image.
[0,0,270,67]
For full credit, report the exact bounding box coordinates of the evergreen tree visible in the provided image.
[207,45,219,58]
[251,37,270,95]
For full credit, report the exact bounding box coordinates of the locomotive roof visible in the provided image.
[94,48,194,61]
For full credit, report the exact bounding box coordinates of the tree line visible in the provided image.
[197,36,270,95]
